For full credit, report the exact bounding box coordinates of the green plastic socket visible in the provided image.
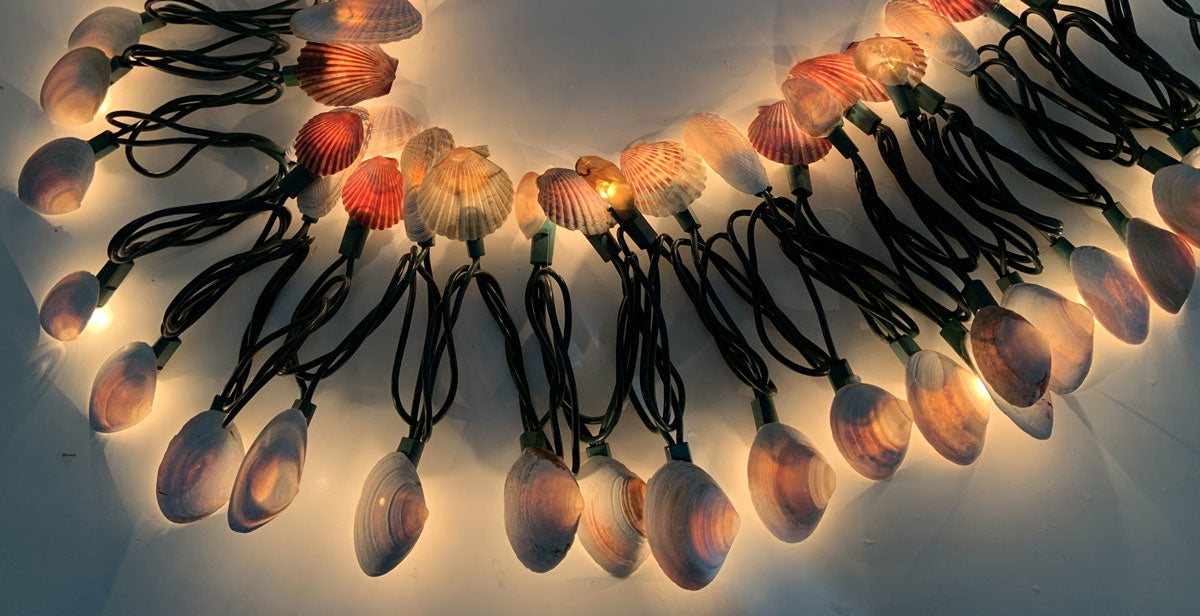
[914,83,946,115]
[279,165,319,198]
[611,206,658,250]
[996,272,1024,293]
[828,359,861,391]
[339,219,370,259]
[1168,129,1200,158]
[890,335,921,366]
[985,4,1020,29]
[529,220,556,266]
[293,399,317,424]
[1137,147,1180,175]
[520,430,549,452]
[586,442,612,458]
[752,393,779,430]
[152,336,181,371]
[674,209,702,233]
[1102,202,1131,242]
[940,320,971,365]
[665,442,692,463]
[397,436,425,468]
[826,125,859,159]
[1050,236,1076,266]
[587,232,622,263]
[788,165,813,198]
[963,279,999,313]
[88,131,119,159]
[885,84,920,119]
[96,260,134,307]
[845,102,882,136]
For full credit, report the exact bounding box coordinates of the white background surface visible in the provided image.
[2,1,1199,614]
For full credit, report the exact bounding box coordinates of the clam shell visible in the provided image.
[515,172,548,239]
[503,447,583,573]
[363,105,423,159]
[682,112,770,196]
[343,156,404,230]
[1125,218,1195,314]
[38,270,99,341]
[228,408,309,533]
[747,423,836,543]
[296,43,398,107]
[619,141,708,217]
[19,137,97,215]
[829,383,912,480]
[297,168,348,219]
[1002,282,1094,396]
[535,168,614,235]
[354,452,428,577]
[967,305,1052,408]
[1151,163,1200,248]
[928,0,999,22]
[41,47,112,126]
[156,411,245,524]
[748,101,833,166]
[1071,246,1150,345]
[294,108,369,176]
[884,0,982,73]
[781,77,847,139]
[89,341,157,433]
[291,0,423,45]
[788,53,879,107]
[415,147,514,241]
[905,350,991,465]
[644,460,739,590]
[68,7,143,57]
[576,455,648,577]
[985,386,1054,441]
[848,36,929,88]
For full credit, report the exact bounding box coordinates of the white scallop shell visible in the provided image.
[683,112,770,196]
[291,0,423,45]
[747,101,833,166]
[619,141,708,217]
[747,423,836,543]
[504,447,583,573]
[39,270,99,341]
[514,171,548,239]
[884,0,982,73]
[1002,282,1094,396]
[69,7,143,57]
[536,168,614,235]
[905,350,991,465]
[1151,163,1200,248]
[41,47,112,126]
[967,305,1052,409]
[1071,246,1150,345]
[644,460,739,590]
[19,137,97,215]
[156,411,245,524]
[576,455,647,577]
[415,147,514,241]
[297,168,348,220]
[228,407,309,533]
[354,451,428,577]
[829,383,912,480]
[781,77,847,139]
[1125,218,1195,314]
[89,341,158,433]
[363,105,423,159]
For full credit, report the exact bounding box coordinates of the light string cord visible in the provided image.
[1159,0,1200,52]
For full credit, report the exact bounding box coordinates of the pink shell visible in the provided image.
[536,168,614,236]
[619,141,707,217]
[844,36,930,95]
[748,101,833,166]
[788,53,877,107]
[927,0,999,22]
[297,43,399,107]
[294,108,368,176]
[343,156,405,230]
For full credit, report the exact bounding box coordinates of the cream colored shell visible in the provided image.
[41,47,112,126]
[576,455,647,577]
[89,341,158,433]
[619,141,707,217]
[68,7,143,57]
[354,452,428,577]
[905,350,991,465]
[156,411,245,524]
[683,112,770,196]
[884,0,982,73]
[414,146,514,242]
[1002,282,1094,396]
[747,423,836,543]
[291,0,423,45]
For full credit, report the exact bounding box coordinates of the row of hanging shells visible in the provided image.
[291,0,423,45]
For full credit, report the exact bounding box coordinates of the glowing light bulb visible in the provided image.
[97,94,110,115]
[503,446,583,573]
[40,47,113,126]
[89,305,112,331]
[575,156,635,219]
[852,36,918,86]
[1069,246,1151,345]
[967,306,1052,408]
[780,77,846,139]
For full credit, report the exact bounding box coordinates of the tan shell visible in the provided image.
[928,0,999,22]
[1071,246,1150,345]
[156,411,245,524]
[19,137,97,215]
[514,172,548,239]
[68,7,143,57]
[1125,218,1195,314]
[415,146,514,241]
[291,0,423,45]
[38,270,99,341]
[399,128,453,244]
[228,407,309,533]
[748,101,833,166]
[967,305,1052,409]
[747,423,836,543]
[644,460,739,590]
[294,107,370,176]
[1152,163,1200,248]
[617,141,707,217]
[89,341,158,433]
[296,43,398,107]
[851,36,922,87]
[788,53,879,107]
[905,350,991,465]
[363,105,423,159]
[576,455,648,577]
[845,36,929,94]
[41,47,112,126]
[884,0,982,73]
[829,383,912,480]
[297,168,348,219]
[1002,282,1094,396]
[781,77,846,139]
[682,112,769,196]
[503,447,583,573]
[354,452,428,577]
[535,167,614,235]
[342,156,405,230]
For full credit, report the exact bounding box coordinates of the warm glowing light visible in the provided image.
[89,305,112,331]
[852,36,918,86]
[97,94,110,115]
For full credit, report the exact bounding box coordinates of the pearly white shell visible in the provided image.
[981,382,1054,441]
[89,341,158,433]
[644,460,739,590]
[503,447,583,573]
[747,101,833,166]
[1071,246,1150,345]
[967,305,1052,409]
[68,7,143,57]
[514,171,548,239]
[354,452,428,577]
[905,350,991,465]
[297,168,348,219]
[38,270,99,341]
[19,137,97,215]
[1152,164,1200,247]
[291,0,423,45]
[576,455,647,577]
[1002,282,1094,396]
[228,408,309,533]
[1125,218,1195,314]
[41,47,112,126]
[156,411,245,524]
[363,105,423,159]
[781,77,846,139]
[884,0,982,73]
[683,112,770,196]
[830,383,912,480]
[618,141,707,217]
[535,167,614,235]
[415,147,514,242]
[747,423,836,543]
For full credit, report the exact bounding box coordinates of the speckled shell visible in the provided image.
[1071,246,1150,345]
[788,53,878,107]
[89,341,157,433]
[1125,218,1195,314]
[41,47,112,126]
[156,411,245,524]
[781,77,846,139]
[619,141,708,217]
[514,172,548,239]
[905,350,991,465]
[342,156,404,230]
[928,0,999,22]
[1002,282,1094,397]
[535,168,614,235]
[415,146,514,241]
[354,452,428,577]
[848,36,929,88]
[296,43,398,107]
[683,112,769,196]
[504,447,583,573]
[19,137,97,215]
[68,7,143,57]
[291,0,423,45]
[644,460,739,591]
[400,128,454,244]
[748,101,833,166]
[38,270,99,341]
[294,108,369,176]
[1151,163,1200,248]
[829,383,912,480]
[884,0,982,73]
[576,455,648,577]
[747,423,836,543]
[297,168,348,219]
[968,305,1052,409]
[228,407,309,533]
[363,105,422,158]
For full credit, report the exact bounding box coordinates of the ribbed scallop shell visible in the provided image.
[535,168,614,235]
[576,455,648,578]
[400,128,454,244]
[504,447,583,573]
[415,147,514,241]
[905,350,991,465]
[644,460,739,591]
[291,0,423,45]
[354,452,428,577]
[363,105,423,158]
[343,156,404,230]
[884,0,982,73]
[19,137,97,215]
[781,77,847,139]
[228,407,309,533]
[294,108,369,176]
[297,168,348,219]
[846,36,929,89]
[1151,163,1200,248]
[928,0,999,22]
[968,305,1052,409]
[1125,218,1195,314]
[1071,246,1150,345]
[515,172,548,239]
[829,383,912,481]
[788,53,878,107]
[296,43,398,107]
[747,423,836,543]
[156,411,245,524]
[41,47,112,126]
[69,7,143,57]
[39,270,99,341]
[748,101,833,166]
[1002,282,1094,398]
[683,112,769,196]
[618,141,707,217]
[89,341,157,433]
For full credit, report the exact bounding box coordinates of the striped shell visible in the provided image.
[297,168,348,219]
[619,141,707,217]
[41,47,112,126]
[401,128,454,244]
[156,411,245,524]
[39,270,99,341]
[415,147,514,241]
[296,43,399,107]
[343,156,405,230]
[1125,218,1195,314]
[536,168,614,235]
[848,36,929,88]
[354,452,428,577]
[576,455,648,578]
[747,423,836,543]
[294,108,369,176]
[1002,282,1094,398]
[68,7,143,57]
[291,0,423,45]
[968,305,1052,409]
[228,407,309,533]
[905,350,991,465]
[884,0,982,73]
[781,77,846,139]
[748,101,833,166]
[363,105,423,158]
[829,383,912,481]
[682,112,769,196]
[515,172,548,239]
[19,137,97,215]
[927,0,999,22]
[89,341,158,433]
[1071,246,1150,345]
[504,447,583,573]
[644,460,739,590]
[1151,163,1200,248]
[789,53,881,107]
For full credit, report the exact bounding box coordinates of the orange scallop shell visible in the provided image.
[749,100,833,166]
[536,168,614,236]
[787,53,876,107]
[619,141,707,217]
[297,43,399,107]
[343,156,405,230]
[294,108,369,176]
[927,0,998,22]
[844,35,929,96]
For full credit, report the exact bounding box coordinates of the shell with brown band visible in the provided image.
[747,423,836,543]
[644,459,739,590]
[354,452,428,577]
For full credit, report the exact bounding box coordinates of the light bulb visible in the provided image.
[156,410,245,523]
[575,155,636,219]
[747,422,836,543]
[503,446,583,573]
[967,305,1052,408]
[89,306,112,332]
[38,270,99,341]
[852,36,918,86]
[829,382,912,480]
[780,77,846,139]
[682,112,770,196]
[18,138,99,215]
[89,341,158,433]
[576,454,648,577]
[295,42,399,107]
[40,47,112,126]
[228,406,311,533]
[354,451,428,576]
[1002,282,1094,396]
[905,350,992,465]
[644,458,739,590]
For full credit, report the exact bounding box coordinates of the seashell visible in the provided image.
[503,447,583,573]
[1070,245,1150,345]
[682,112,770,196]
[40,47,112,126]
[514,172,548,239]
[849,36,928,88]
[415,147,514,241]
[342,156,404,230]
[156,411,245,524]
[644,460,739,590]
[788,53,880,107]
[296,42,398,107]
[747,423,836,543]
[905,350,991,465]
[400,128,455,190]
[228,407,309,533]
[294,108,369,176]
[38,270,99,340]
[363,105,422,159]
[747,101,833,166]
[1002,282,1094,396]
[984,384,1054,441]
[884,0,982,73]
[576,455,648,577]
[68,7,143,57]
[291,0,423,45]
[19,137,97,215]
[619,141,707,216]
[1125,218,1195,314]
[967,305,1052,409]
[89,341,157,433]
[781,77,847,140]
[829,383,912,480]
[297,168,348,219]
[354,451,428,577]
[1151,163,1200,248]
[927,0,999,22]
[535,168,614,235]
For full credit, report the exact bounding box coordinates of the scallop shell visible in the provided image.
[228,407,309,533]
[576,455,648,577]
[342,156,404,230]
[747,101,833,166]
[618,141,707,217]
[683,112,770,196]
[297,168,348,219]
[884,0,982,73]
[291,0,423,45]
[928,0,999,22]
[781,77,847,139]
[747,423,836,543]
[19,137,97,215]
[788,53,879,107]
[1151,163,1200,248]
[514,172,548,239]
[41,47,112,126]
[415,147,514,241]
[399,129,452,244]
[296,43,398,107]
[503,447,583,573]
[644,460,739,591]
[1125,218,1195,314]
[905,350,991,465]
[1070,245,1150,345]
[848,36,929,88]
[829,383,912,480]
[354,452,428,577]
[38,270,99,341]
[68,7,143,57]
[89,341,157,433]
[363,105,423,159]
[1002,282,1094,396]
[156,411,245,524]
[967,305,1052,409]
[535,168,614,235]
[294,108,369,176]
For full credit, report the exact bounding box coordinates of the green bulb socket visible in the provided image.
[1168,129,1200,158]
[985,4,1020,29]
[88,131,119,160]
[96,260,134,308]
[885,84,920,119]
[586,232,622,263]
[530,220,556,266]
[610,206,657,251]
[293,399,317,424]
[996,272,1024,293]
[520,430,549,452]
[586,442,612,459]
[1050,236,1076,266]
[940,320,972,365]
[1102,202,1131,242]
[339,219,370,259]
[674,209,701,233]
[844,102,882,136]
[890,336,922,366]
[1137,147,1180,175]
[397,437,425,468]
[788,165,813,198]
[109,56,133,83]
[752,393,779,430]
[828,359,861,392]
[826,125,860,159]
[914,83,946,115]
[152,336,181,371]
[467,238,486,260]
[665,442,692,463]
[963,279,999,313]
[280,165,319,198]
[140,12,167,34]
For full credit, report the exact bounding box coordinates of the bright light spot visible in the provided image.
[972,376,989,399]
[89,306,112,332]
[378,497,387,507]
[98,95,111,115]
[597,181,617,200]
